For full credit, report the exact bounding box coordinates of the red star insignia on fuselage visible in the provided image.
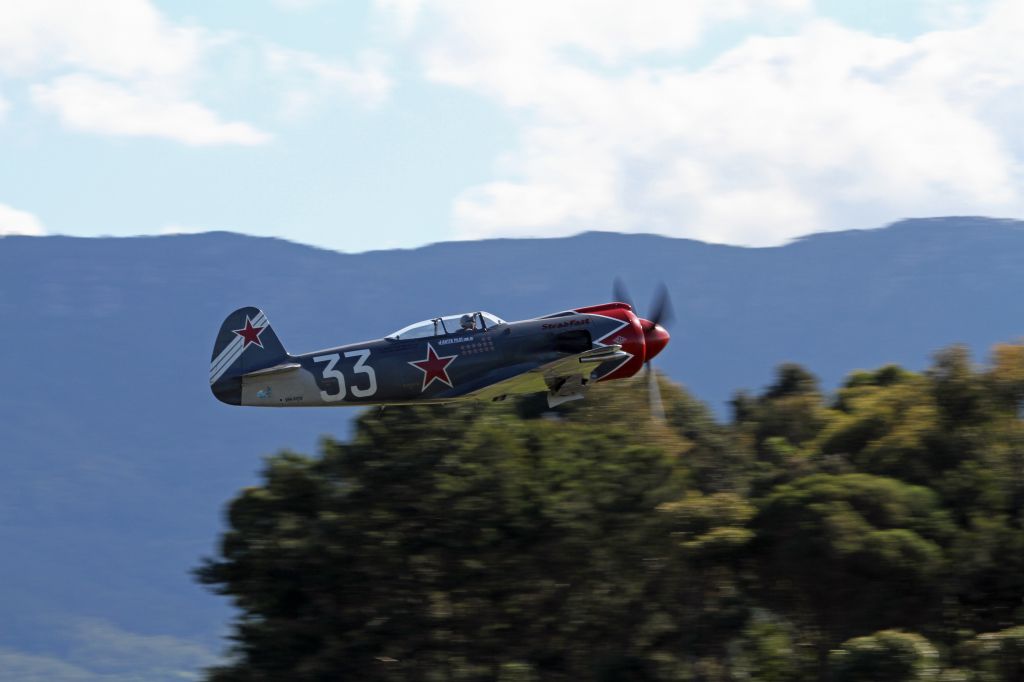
[233,317,266,349]
[409,342,457,391]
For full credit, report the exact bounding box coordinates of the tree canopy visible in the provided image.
[198,344,1024,681]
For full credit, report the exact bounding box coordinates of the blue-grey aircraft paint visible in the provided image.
[210,303,667,408]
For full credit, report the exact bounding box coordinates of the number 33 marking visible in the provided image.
[313,349,377,401]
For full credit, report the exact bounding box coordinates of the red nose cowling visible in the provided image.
[640,320,670,361]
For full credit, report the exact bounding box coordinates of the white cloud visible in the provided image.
[383,0,1024,245]
[0,0,392,144]
[919,0,989,30]
[375,0,425,37]
[426,0,807,69]
[65,618,217,675]
[0,1,201,80]
[264,46,392,116]
[410,0,811,108]
[159,224,211,235]
[0,0,274,146]
[0,91,8,121]
[31,74,269,146]
[0,203,46,236]
[0,648,94,682]
[0,618,217,681]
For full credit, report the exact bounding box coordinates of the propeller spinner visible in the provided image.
[613,278,674,419]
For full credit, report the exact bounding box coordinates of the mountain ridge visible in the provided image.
[9,213,1022,255]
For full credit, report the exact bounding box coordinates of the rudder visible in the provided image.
[210,307,288,405]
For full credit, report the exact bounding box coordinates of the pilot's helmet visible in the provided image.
[460,314,474,330]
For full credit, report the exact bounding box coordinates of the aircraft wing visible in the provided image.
[439,344,630,406]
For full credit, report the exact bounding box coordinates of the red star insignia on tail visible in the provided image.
[233,317,266,348]
[409,342,457,391]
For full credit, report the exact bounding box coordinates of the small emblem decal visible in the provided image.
[409,342,458,391]
[233,316,266,349]
[463,335,495,355]
[257,386,272,400]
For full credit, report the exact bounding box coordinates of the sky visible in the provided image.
[0,0,1020,252]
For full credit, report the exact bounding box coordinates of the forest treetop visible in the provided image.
[198,343,1024,681]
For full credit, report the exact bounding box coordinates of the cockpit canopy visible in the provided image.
[386,311,506,340]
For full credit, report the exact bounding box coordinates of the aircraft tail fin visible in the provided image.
[210,307,289,405]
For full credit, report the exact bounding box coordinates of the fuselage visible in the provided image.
[216,303,669,407]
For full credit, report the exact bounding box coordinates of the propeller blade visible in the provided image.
[647,363,665,421]
[647,282,675,329]
[612,277,635,312]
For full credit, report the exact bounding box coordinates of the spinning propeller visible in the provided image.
[613,278,674,420]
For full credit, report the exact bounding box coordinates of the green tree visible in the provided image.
[987,343,1024,415]
[747,363,830,451]
[652,492,757,675]
[752,474,950,667]
[930,346,990,427]
[195,346,1024,681]
[730,364,835,499]
[817,370,942,484]
[198,388,696,680]
[828,630,940,682]
[728,610,809,682]
[960,625,1024,682]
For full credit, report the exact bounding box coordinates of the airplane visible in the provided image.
[210,282,672,412]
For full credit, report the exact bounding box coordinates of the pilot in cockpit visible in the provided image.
[460,314,477,332]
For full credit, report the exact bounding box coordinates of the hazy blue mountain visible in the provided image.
[2,216,1023,679]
